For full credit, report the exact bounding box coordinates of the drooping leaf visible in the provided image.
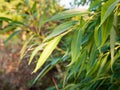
[32,64,51,85]
[4,30,22,44]
[0,17,12,22]
[46,9,89,22]
[110,27,116,71]
[94,26,102,47]
[38,15,46,32]
[0,25,16,34]
[19,35,34,63]
[100,0,120,26]
[86,45,97,75]
[28,43,47,65]
[76,50,87,77]
[32,58,60,85]
[33,35,62,73]
[97,53,109,76]
[89,45,97,65]
[68,29,82,66]
[101,14,114,46]
[44,21,78,41]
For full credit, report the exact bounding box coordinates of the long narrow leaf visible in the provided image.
[110,27,116,71]
[97,53,109,76]
[4,30,22,44]
[33,35,62,73]
[100,0,120,26]
[44,21,78,41]
[68,29,82,65]
[28,43,47,65]
[94,26,101,47]
[20,35,34,63]
[101,14,114,46]
[0,17,12,22]
[46,9,89,22]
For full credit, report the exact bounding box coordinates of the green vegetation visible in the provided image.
[0,0,120,89]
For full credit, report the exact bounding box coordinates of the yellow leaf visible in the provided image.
[32,35,62,73]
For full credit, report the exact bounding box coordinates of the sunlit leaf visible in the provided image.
[19,35,34,63]
[46,9,89,22]
[33,35,62,73]
[28,43,47,65]
[44,21,78,41]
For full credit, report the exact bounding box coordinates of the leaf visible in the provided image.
[38,15,46,32]
[28,43,46,65]
[33,35,62,73]
[19,35,34,63]
[86,45,98,76]
[44,21,78,41]
[32,64,51,85]
[97,53,109,76]
[32,58,60,85]
[0,25,16,34]
[46,9,89,22]
[68,29,82,65]
[4,30,22,44]
[0,17,12,22]
[89,0,101,11]
[110,27,116,71]
[94,26,102,47]
[31,2,37,13]
[9,21,24,26]
[88,45,97,69]
[101,14,114,46]
[100,0,120,26]
[76,50,87,77]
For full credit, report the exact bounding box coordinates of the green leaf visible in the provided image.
[97,53,109,76]
[32,64,51,85]
[28,43,46,65]
[86,45,98,76]
[44,21,78,41]
[110,27,116,71]
[32,58,60,85]
[94,26,102,47]
[0,17,12,22]
[31,2,37,13]
[68,29,82,65]
[89,0,101,11]
[4,30,22,44]
[100,0,120,26]
[101,14,114,46]
[38,15,46,32]
[33,35,62,73]
[0,25,16,34]
[46,9,89,22]
[76,50,87,77]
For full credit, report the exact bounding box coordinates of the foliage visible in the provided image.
[1,0,120,90]
[34,0,120,89]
